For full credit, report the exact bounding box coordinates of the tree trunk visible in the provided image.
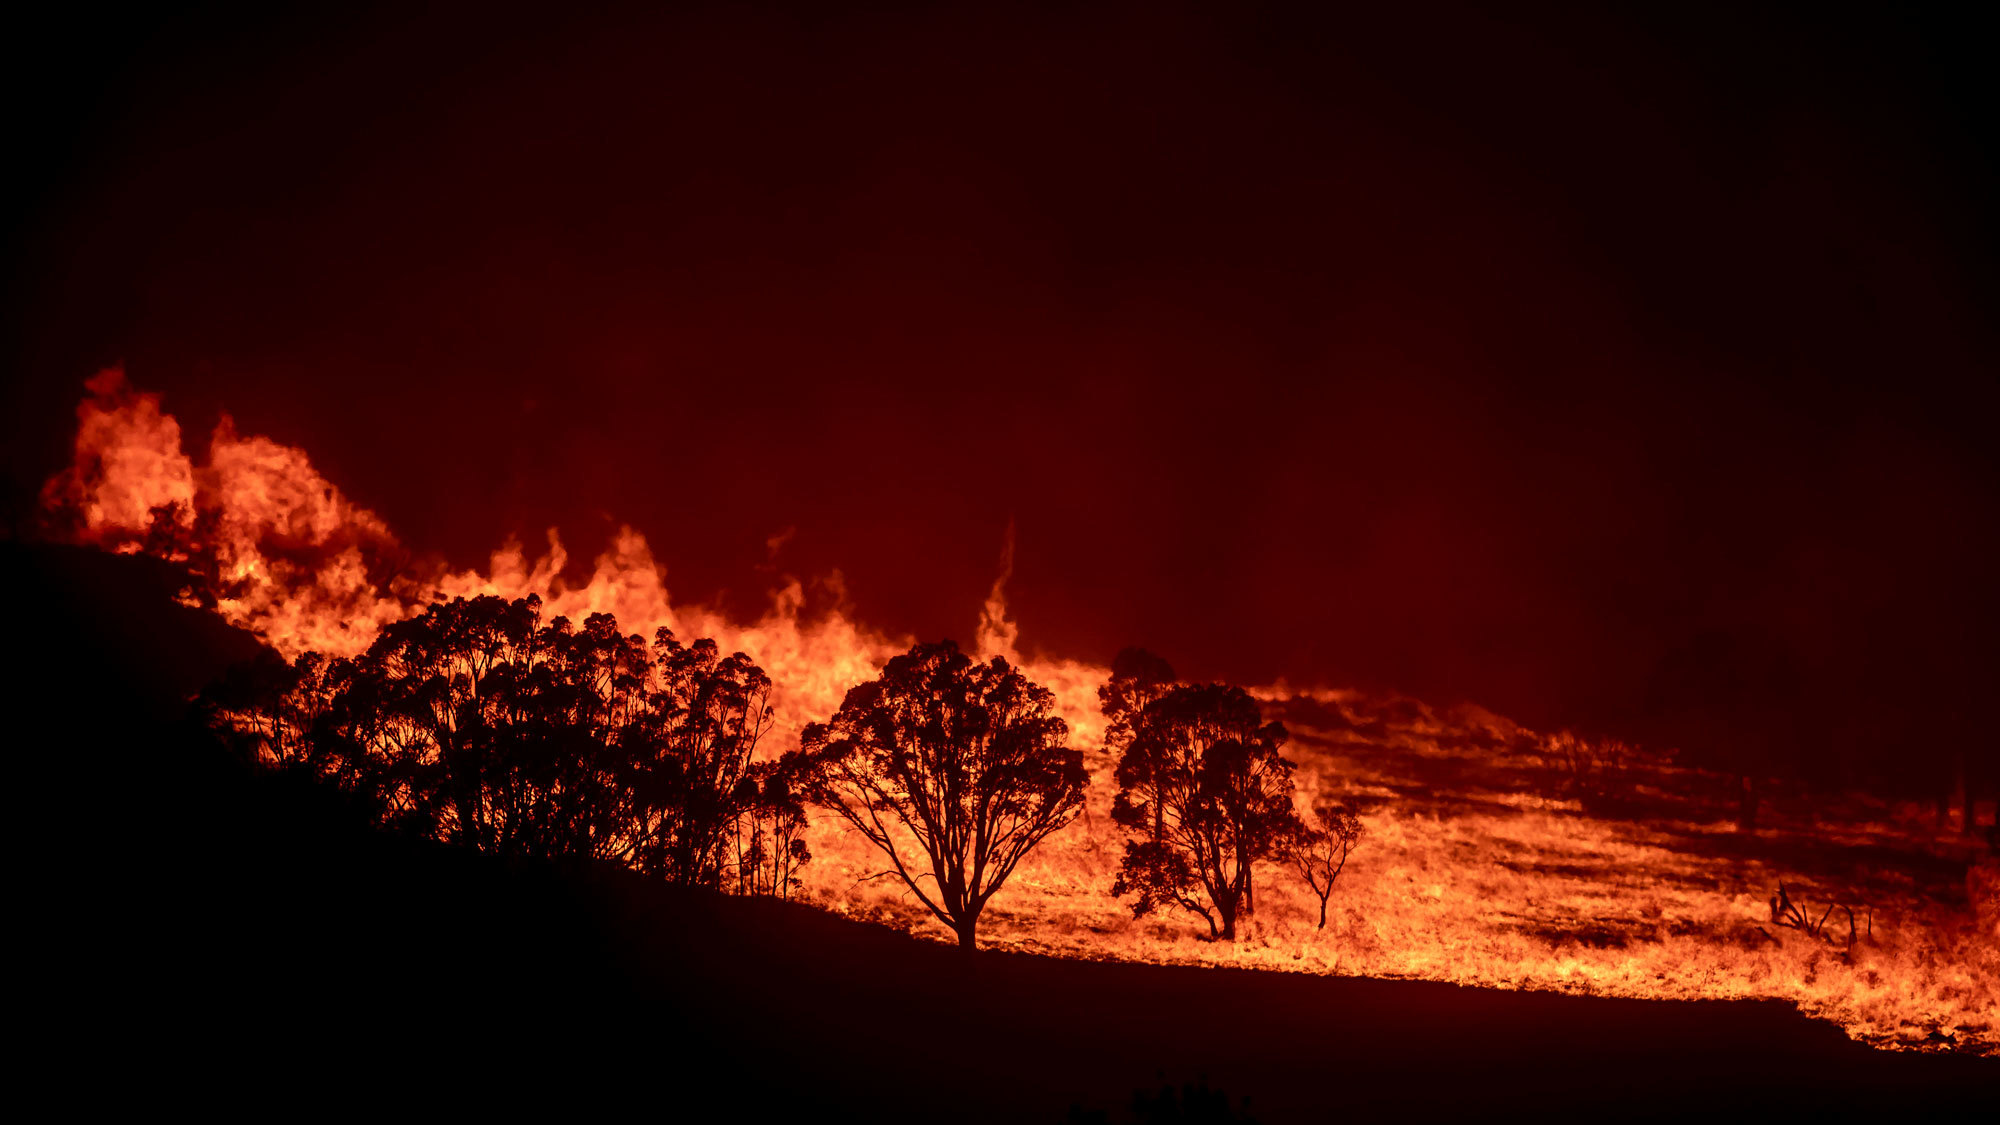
[1217,895,1238,941]
[1960,753,1976,837]
[1736,774,1758,831]
[955,916,978,953]
[1316,895,1329,931]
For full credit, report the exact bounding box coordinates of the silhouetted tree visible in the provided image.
[799,640,1087,951]
[328,596,625,858]
[208,595,786,887]
[202,647,333,774]
[734,755,814,899]
[1284,803,1363,930]
[619,630,775,884]
[141,501,225,607]
[1645,629,1809,830]
[1111,684,1296,940]
[1101,647,1180,844]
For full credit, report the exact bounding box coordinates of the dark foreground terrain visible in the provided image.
[14,543,1994,1120]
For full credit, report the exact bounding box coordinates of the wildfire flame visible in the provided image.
[38,369,1999,1052]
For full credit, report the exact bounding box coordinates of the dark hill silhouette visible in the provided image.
[9,542,1992,1119]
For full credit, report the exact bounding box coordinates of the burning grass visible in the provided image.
[808,691,1999,1053]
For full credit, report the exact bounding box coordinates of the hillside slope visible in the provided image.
[10,543,1992,1120]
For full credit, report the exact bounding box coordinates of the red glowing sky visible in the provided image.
[4,4,1997,779]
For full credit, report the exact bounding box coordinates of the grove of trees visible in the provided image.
[206,593,810,892]
[210,608,1365,948]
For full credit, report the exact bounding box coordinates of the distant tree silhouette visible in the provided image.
[799,640,1087,951]
[1532,730,1650,811]
[206,595,787,888]
[1283,803,1363,930]
[734,756,814,899]
[1111,684,1297,940]
[1646,629,1810,830]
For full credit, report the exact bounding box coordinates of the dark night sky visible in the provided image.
[5,3,1996,776]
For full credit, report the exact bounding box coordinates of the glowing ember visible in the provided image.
[39,370,2000,1052]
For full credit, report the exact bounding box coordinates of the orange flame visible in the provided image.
[42,369,196,543]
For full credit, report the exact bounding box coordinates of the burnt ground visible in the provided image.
[13,542,1996,1120]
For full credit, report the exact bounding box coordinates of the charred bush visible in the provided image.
[1768,880,1871,950]
[1530,730,1661,813]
